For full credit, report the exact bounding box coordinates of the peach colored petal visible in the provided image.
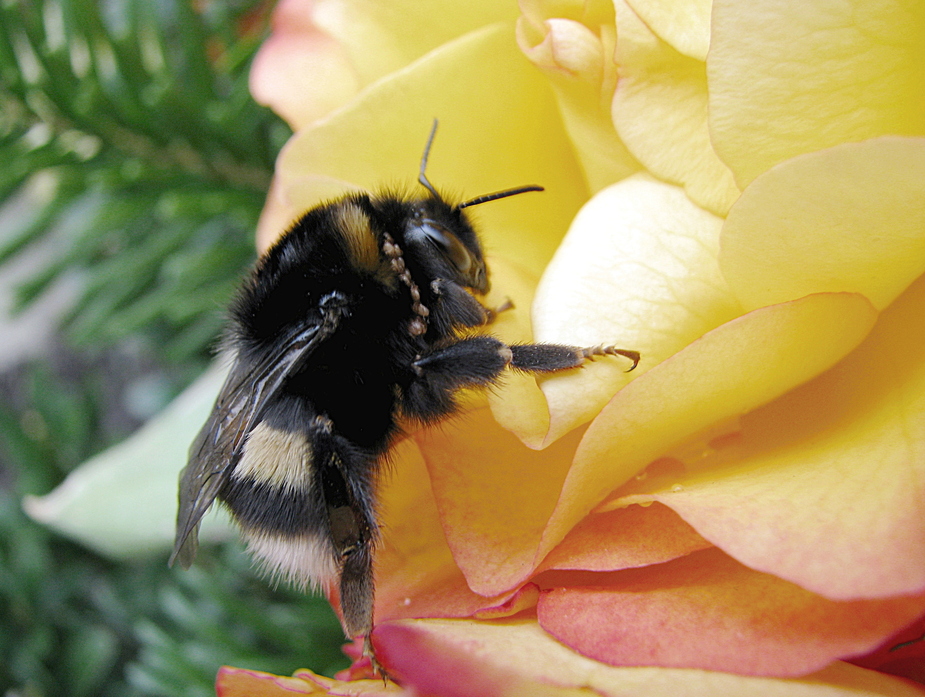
[250,0,360,130]
[373,437,462,619]
[709,0,925,188]
[625,0,712,61]
[374,438,524,622]
[416,408,585,597]
[612,273,925,601]
[538,292,878,563]
[217,666,323,696]
[720,137,925,313]
[529,175,742,447]
[851,613,925,682]
[612,0,740,216]
[537,549,925,677]
[272,23,585,275]
[374,618,925,697]
[474,583,540,620]
[516,1,639,191]
[536,502,711,573]
[251,0,520,129]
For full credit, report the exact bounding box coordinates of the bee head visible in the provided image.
[402,120,543,294]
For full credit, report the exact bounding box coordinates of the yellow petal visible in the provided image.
[273,23,585,276]
[530,175,742,447]
[308,0,520,90]
[538,292,878,562]
[484,256,554,443]
[625,0,713,61]
[709,0,925,188]
[516,0,640,191]
[612,0,740,216]
[615,272,925,601]
[720,137,925,312]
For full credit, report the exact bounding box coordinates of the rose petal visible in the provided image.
[530,174,742,447]
[416,408,585,597]
[271,23,585,276]
[251,0,521,130]
[537,548,925,677]
[375,618,925,697]
[613,272,925,600]
[374,438,466,619]
[536,502,712,573]
[625,0,712,61]
[539,292,878,562]
[516,1,639,191]
[709,0,925,188]
[307,0,519,93]
[720,137,925,313]
[217,666,403,696]
[484,256,557,440]
[852,613,925,679]
[250,0,360,130]
[375,438,525,621]
[217,666,323,696]
[613,0,740,216]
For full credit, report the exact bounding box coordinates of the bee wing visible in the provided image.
[170,314,338,568]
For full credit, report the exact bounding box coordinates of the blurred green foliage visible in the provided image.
[0,0,350,695]
[0,0,286,363]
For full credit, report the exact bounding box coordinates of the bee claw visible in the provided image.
[363,635,391,684]
[579,345,640,372]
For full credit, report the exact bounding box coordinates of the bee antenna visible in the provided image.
[418,119,441,199]
[459,185,544,209]
[418,120,545,207]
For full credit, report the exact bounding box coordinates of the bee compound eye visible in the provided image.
[407,219,474,275]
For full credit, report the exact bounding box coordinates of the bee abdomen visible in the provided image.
[241,528,338,590]
[220,419,339,588]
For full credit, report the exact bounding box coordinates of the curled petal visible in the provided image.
[536,502,712,574]
[613,0,740,215]
[537,549,925,676]
[374,618,925,696]
[625,0,712,61]
[517,0,639,190]
[539,292,878,562]
[531,175,742,447]
[614,272,925,600]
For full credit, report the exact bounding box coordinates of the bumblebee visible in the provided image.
[170,121,639,668]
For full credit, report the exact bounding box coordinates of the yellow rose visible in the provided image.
[224,0,925,694]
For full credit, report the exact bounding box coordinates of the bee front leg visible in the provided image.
[404,337,640,422]
[509,344,640,373]
[404,336,513,421]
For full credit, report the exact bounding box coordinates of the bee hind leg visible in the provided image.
[307,417,383,674]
